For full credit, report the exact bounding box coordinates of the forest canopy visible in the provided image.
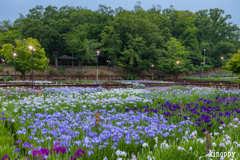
[0,3,239,75]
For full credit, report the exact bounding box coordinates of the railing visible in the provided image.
[1,66,223,81]
[163,79,232,85]
[0,82,133,90]
[164,66,223,80]
[138,82,239,90]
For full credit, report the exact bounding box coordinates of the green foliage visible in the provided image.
[6,76,13,81]
[0,76,12,81]
[5,69,9,74]
[223,50,240,74]
[76,72,85,76]
[80,39,102,63]
[57,66,65,70]
[157,37,191,76]
[193,65,203,72]
[38,78,42,80]
[58,70,64,75]
[237,79,240,85]
[49,68,56,75]
[100,71,105,76]
[203,65,212,71]
[0,38,48,78]
[0,66,3,72]
[1,4,238,75]
[187,51,203,66]
[0,30,22,49]
[211,41,236,67]
[118,34,145,71]
[124,74,137,80]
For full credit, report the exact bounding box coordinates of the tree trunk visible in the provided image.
[81,62,82,72]
[114,53,117,72]
[21,71,25,80]
[78,59,82,73]
[52,51,59,68]
[55,56,58,68]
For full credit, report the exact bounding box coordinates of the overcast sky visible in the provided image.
[0,0,239,27]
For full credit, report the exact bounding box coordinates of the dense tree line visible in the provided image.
[0,3,239,76]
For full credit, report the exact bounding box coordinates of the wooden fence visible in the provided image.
[4,66,223,81]
[164,66,223,80]
[4,67,222,81]
[0,82,133,90]
[138,82,240,90]
[6,75,154,81]
[0,80,238,90]
[163,79,233,85]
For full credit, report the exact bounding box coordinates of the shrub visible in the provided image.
[58,70,64,75]
[6,69,9,74]
[6,76,13,81]
[49,68,56,75]
[57,66,65,70]
[76,72,85,76]
[124,74,137,80]
[100,71,104,76]
[0,66,3,72]
[154,76,158,80]
[237,79,240,85]
[203,65,212,71]
[38,78,42,80]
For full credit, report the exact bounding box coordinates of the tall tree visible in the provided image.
[211,41,236,67]
[157,37,190,77]
[118,34,145,73]
[0,30,22,49]
[0,20,13,32]
[195,8,239,44]
[0,38,48,79]
[223,50,240,73]
[100,26,122,71]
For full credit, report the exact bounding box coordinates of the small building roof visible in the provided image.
[58,55,78,60]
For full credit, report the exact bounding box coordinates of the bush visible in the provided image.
[6,76,13,81]
[38,78,42,80]
[6,69,9,74]
[0,66,3,72]
[49,68,56,75]
[58,70,64,75]
[100,71,104,76]
[124,74,137,80]
[237,79,240,85]
[154,76,158,80]
[76,72,85,75]
[57,66,65,70]
[203,65,212,71]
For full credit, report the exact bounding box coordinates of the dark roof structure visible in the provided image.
[58,55,78,60]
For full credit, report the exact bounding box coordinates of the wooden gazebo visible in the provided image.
[58,55,78,68]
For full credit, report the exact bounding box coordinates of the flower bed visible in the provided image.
[0,87,240,159]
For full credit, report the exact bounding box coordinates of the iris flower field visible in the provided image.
[0,86,240,160]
